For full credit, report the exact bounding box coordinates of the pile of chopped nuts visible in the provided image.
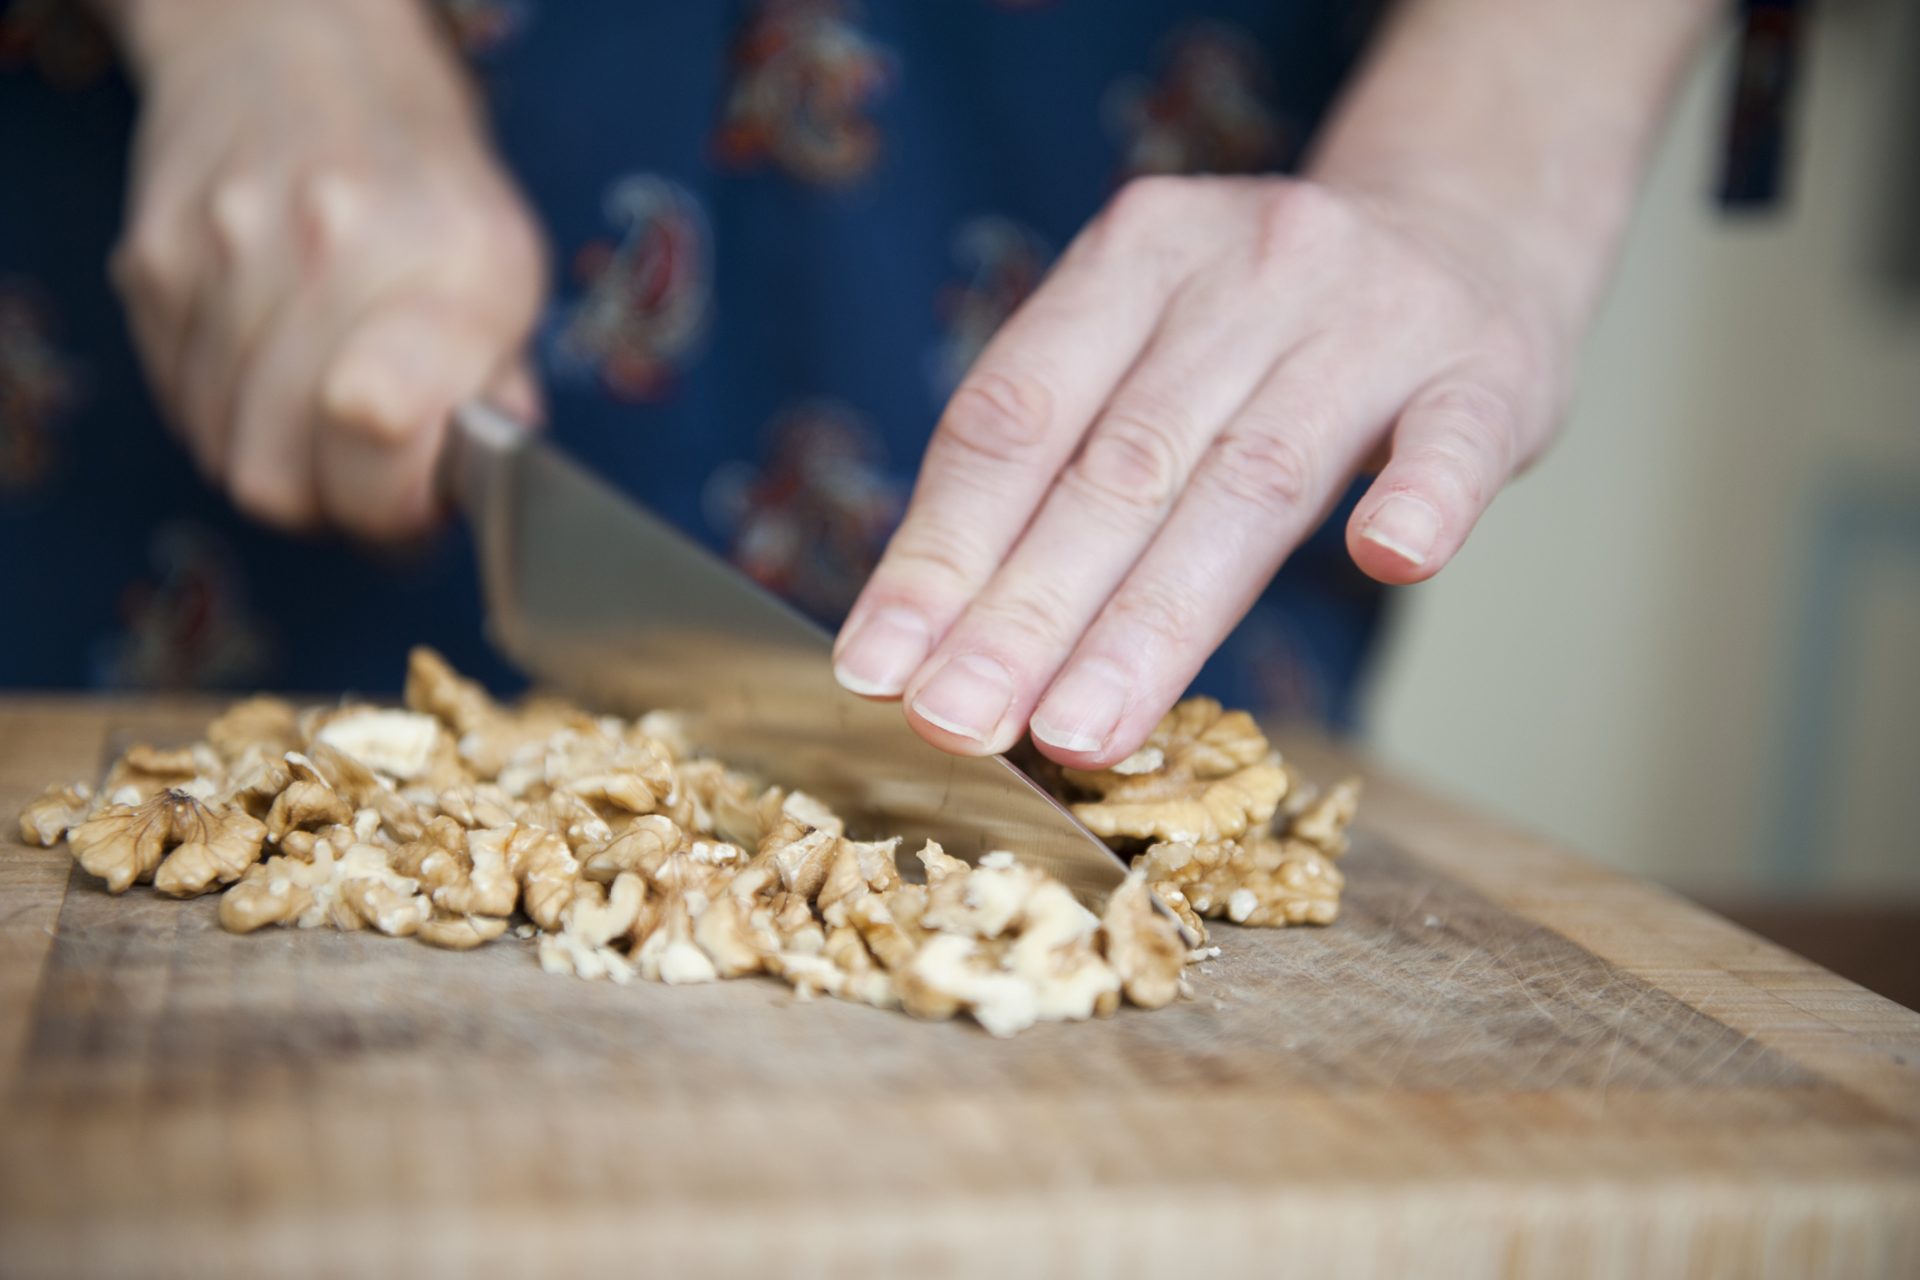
[17,649,1358,1036]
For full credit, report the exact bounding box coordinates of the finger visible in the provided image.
[315,296,525,540]
[207,169,381,532]
[831,228,1180,699]
[112,117,238,431]
[173,175,288,478]
[897,281,1307,754]
[1027,343,1408,766]
[1347,380,1518,585]
[111,201,203,438]
[224,289,331,532]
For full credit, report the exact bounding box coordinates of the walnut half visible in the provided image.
[67,790,266,897]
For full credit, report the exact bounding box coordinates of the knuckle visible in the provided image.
[1413,385,1514,501]
[1108,577,1200,657]
[112,218,187,298]
[293,167,369,263]
[206,176,269,261]
[1209,428,1318,511]
[475,203,550,303]
[1250,181,1352,273]
[1419,383,1511,437]
[882,521,993,597]
[1067,406,1188,519]
[937,370,1055,468]
[969,590,1072,654]
[1090,175,1188,249]
[489,202,545,272]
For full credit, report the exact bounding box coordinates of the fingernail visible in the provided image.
[1359,495,1441,566]
[1031,660,1129,754]
[834,606,931,697]
[910,654,1014,744]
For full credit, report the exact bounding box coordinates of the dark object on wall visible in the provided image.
[1870,0,1920,301]
[1718,0,1804,212]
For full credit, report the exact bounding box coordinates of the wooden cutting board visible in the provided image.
[0,697,1915,1279]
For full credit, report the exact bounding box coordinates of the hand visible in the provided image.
[111,0,546,538]
[834,174,1575,766]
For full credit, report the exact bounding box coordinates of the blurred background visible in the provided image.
[1365,0,1919,999]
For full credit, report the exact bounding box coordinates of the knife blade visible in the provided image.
[444,402,1129,903]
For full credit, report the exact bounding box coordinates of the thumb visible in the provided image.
[1347,382,1517,585]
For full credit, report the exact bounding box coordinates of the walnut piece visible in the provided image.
[19,782,93,847]
[1139,833,1344,927]
[312,708,442,781]
[68,790,266,897]
[205,696,300,762]
[1101,871,1189,1009]
[1063,698,1290,844]
[16,653,1362,1036]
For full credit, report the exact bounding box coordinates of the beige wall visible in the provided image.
[1364,0,1920,895]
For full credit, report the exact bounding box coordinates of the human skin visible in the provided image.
[96,0,545,538]
[833,0,1725,766]
[97,0,1720,763]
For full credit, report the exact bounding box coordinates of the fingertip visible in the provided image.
[832,603,932,700]
[1029,706,1160,771]
[1349,490,1445,585]
[902,708,1008,757]
[902,653,1023,756]
[1029,658,1130,758]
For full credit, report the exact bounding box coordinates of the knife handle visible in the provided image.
[440,400,531,518]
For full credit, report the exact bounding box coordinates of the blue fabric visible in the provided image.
[0,0,1387,726]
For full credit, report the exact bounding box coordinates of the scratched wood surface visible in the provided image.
[0,698,1915,1279]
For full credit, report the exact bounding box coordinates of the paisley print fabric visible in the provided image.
[0,0,1384,726]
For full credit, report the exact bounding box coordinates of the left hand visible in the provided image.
[832,173,1576,767]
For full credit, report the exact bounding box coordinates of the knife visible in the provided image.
[442,401,1129,903]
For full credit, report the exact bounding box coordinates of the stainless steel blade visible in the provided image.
[446,403,1128,903]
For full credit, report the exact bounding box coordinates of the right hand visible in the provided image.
[111,0,547,538]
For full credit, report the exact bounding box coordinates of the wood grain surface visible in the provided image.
[0,698,1915,1279]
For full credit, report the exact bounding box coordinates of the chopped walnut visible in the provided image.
[1148,881,1208,944]
[68,790,266,897]
[1139,833,1344,927]
[264,778,353,844]
[220,751,295,819]
[205,696,300,762]
[313,708,443,782]
[1284,776,1362,858]
[18,649,1362,1036]
[1101,871,1188,1009]
[403,646,500,736]
[538,872,646,982]
[101,743,220,805]
[419,914,511,950]
[634,892,719,985]
[579,814,683,883]
[674,759,782,846]
[18,782,93,847]
[150,801,272,899]
[219,833,425,934]
[1063,698,1289,844]
[65,798,171,891]
[430,783,520,832]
